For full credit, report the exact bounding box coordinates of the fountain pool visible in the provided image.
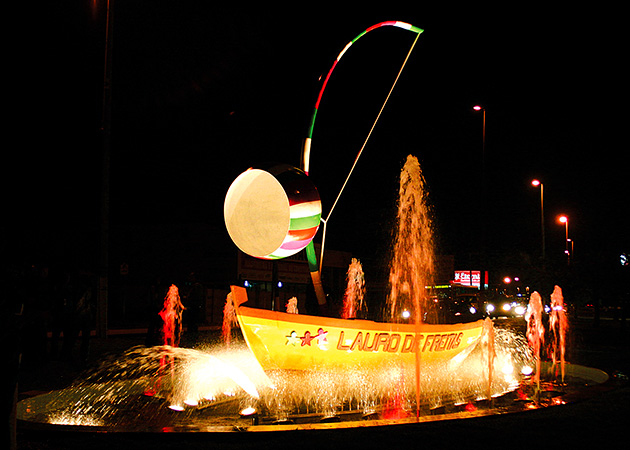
[17,324,610,433]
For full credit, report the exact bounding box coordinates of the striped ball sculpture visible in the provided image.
[224,164,322,260]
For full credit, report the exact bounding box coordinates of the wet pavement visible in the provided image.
[13,318,629,449]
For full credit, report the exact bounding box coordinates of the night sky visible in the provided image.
[9,2,628,285]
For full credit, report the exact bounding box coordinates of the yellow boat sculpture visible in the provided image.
[231,286,485,372]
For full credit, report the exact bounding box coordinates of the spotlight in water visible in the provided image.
[486,304,495,313]
[465,402,477,412]
[240,406,257,416]
[240,406,259,425]
[521,366,534,376]
[402,310,411,319]
[184,399,198,407]
[168,404,185,412]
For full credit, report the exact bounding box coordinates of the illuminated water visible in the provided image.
[387,155,435,323]
[17,325,531,427]
[160,285,184,347]
[526,291,545,387]
[17,157,601,431]
[549,285,568,382]
[17,324,609,431]
[341,258,366,319]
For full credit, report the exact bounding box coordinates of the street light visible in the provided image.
[531,180,545,262]
[473,105,486,288]
[473,105,486,160]
[558,215,570,265]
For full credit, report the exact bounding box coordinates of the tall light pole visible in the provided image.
[473,105,486,174]
[473,105,486,288]
[97,0,114,338]
[558,215,570,265]
[531,180,545,263]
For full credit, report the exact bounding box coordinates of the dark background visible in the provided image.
[8,1,628,298]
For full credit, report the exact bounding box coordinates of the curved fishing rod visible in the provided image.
[300,21,424,306]
[301,21,423,175]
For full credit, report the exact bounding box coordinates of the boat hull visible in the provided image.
[231,286,484,372]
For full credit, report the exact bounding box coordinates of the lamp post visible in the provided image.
[558,215,570,265]
[97,0,115,339]
[531,180,545,263]
[473,105,486,170]
[473,105,486,288]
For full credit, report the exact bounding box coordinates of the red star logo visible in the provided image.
[300,331,314,346]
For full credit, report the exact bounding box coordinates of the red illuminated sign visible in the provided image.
[453,270,481,287]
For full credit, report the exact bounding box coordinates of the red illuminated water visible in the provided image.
[159,284,185,347]
[549,285,568,382]
[526,291,545,388]
[147,284,185,396]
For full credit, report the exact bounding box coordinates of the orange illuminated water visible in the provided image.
[222,292,238,345]
[385,155,436,418]
[341,258,366,319]
[525,288,569,390]
[387,154,435,323]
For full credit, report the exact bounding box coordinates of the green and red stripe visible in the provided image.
[302,21,423,175]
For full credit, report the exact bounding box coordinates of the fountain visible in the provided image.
[16,20,615,437]
[526,291,545,389]
[16,316,610,432]
[341,258,366,319]
[16,155,612,433]
[387,155,435,324]
[550,285,568,382]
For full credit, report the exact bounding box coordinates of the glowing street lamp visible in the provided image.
[531,179,545,262]
[558,215,570,265]
[473,105,486,159]
[473,105,487,288]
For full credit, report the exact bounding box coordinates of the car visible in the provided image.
[423,294,483,324]
[484,297,527,319]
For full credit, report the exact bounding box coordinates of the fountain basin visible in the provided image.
[17,362,611,433]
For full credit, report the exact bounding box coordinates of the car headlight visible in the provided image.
[502,303,512,312]
[486,304,495,313]
[514,305,526,316]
